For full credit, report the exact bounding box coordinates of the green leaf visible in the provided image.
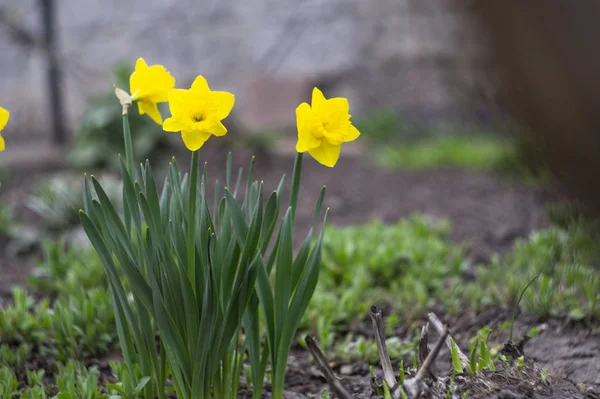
[91,177,133,259]
[260,190,280,253]
[133,376,152,394]
[468,336,479,376]
[450,338,464,374]
[226,152,232,189]
[119,157,143,237]
[479,337,495,371]
[312,186,326,226]
[153,289,192,392]
[233,167,243,199]
[255,257,275,359]
[291,227,314,292]
[243,156,256,211]
[274,207,294,346]
[224,188,249,243]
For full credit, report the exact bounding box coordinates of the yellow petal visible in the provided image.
[0,107,9,131]
[167,89,190,117]
[311,87,327,110]
[212,91,235,120]
[144,66,175,103]
[211,120,228,137]
[344,124,361,142]
[295,103,320,152]
[138,101,163,125]
[162,117,181,132]
[135,58,148,70]
[191,76,210,93]
[181,130,212,151]
[308,140,341,167]
[0,134,5,151]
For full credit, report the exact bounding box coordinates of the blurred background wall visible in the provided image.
[0,0,493,146]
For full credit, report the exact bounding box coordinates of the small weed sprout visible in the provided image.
[450,339,464,375]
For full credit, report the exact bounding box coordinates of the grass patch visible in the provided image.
[375,135,517,172]
[354,109,547,180]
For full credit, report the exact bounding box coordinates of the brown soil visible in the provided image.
[2,143,598,398]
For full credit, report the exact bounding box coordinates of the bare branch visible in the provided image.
[0,5,39,49]
[401,326,449,399]
[428,312,469,368]
[304,336,354,399]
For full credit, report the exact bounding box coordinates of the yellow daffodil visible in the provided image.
[0,107,9,151]
[295,87,360,167]
[163,76,235,151]
[129,58,175,125]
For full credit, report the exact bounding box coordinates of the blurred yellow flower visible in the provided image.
[163,76,235,151]
[295,88,360,167]
[0,107,9,151]
[129,58,175,125]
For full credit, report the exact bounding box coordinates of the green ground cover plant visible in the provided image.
[2,201,599,396]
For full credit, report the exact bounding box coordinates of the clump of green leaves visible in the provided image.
[0,360,123,399]
[304,216,466,346]
[0,287,51,345]
[81,149,326,399]
[0,344,31,374]
[27,174,123,232]
[463,217,600,320]
[69,62,170,171]
[0,285,116,364]
[49,289,116,361]
[27,239,106,298]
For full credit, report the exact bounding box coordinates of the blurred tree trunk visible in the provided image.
[463,1,600,210]
[39,0,68,145]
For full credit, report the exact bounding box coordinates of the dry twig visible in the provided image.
[402,325,449,398]
[428,312,469,368]
[304,336,354,399]
[370,306,398,391]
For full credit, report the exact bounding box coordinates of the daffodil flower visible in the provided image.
[295,87,360,167]
[0,107,9,151]
[162,76,235,151]
[129,58,175,125]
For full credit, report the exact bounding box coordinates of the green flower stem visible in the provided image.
[187,150,199,287]
[122,114,135,177]
[289,152,304,222]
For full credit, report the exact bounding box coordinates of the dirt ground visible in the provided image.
[1,143,598,398]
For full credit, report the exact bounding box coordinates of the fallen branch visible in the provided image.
[304,336,354,399]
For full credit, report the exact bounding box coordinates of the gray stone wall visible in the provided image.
[0,0,486,143]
